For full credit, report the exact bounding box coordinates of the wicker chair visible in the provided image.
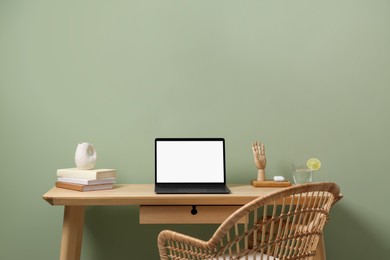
[158,182,342,260]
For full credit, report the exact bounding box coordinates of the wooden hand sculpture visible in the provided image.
[252,141,266,181]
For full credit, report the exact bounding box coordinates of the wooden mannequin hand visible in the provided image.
[252,141,266,181]
[252,141,266,169]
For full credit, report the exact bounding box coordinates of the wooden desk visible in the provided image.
[43,184,327,260]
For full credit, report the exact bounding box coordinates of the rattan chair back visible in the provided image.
[158,182,341,260]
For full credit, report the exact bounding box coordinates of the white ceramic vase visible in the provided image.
[75,142,97,170]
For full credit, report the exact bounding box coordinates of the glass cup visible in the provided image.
[292,163,313,184]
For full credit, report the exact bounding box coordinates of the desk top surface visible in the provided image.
[43,184,287,206]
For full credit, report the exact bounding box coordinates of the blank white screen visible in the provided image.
[156,140,224,183]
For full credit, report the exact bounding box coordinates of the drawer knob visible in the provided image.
[191,205,198,215]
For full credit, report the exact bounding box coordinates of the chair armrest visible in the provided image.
[332,193,343,205]
[158,230,213,260]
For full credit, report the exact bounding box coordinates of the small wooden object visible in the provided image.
[251,179,291,187]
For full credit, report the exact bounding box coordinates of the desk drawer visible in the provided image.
[139,205,246,224]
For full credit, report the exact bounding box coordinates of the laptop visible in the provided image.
[155,138,231,194]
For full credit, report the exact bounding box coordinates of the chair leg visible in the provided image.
[313,235,326,260]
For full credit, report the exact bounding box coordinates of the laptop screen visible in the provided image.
[155,138,226,184]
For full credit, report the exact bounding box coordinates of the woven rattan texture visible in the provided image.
[158,182,341,260]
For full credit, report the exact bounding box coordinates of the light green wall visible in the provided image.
[1,0,389,259]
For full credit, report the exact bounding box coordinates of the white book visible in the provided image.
[57,177,116,185]
[56,168,116,180]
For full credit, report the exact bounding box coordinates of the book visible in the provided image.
[55,181,114,192]
[57,177,116,185]
[57,168,116,180]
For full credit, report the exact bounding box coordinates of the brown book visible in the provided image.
[55,181,114,192]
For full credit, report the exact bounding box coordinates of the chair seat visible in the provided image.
[217,253,278,260]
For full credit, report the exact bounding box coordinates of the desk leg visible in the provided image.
[313,235,326,260]
[60,206,85,260]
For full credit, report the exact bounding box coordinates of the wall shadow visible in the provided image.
[325,203,389,259]
[83,206,219,259]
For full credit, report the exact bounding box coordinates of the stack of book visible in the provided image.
[56,168,116,191]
